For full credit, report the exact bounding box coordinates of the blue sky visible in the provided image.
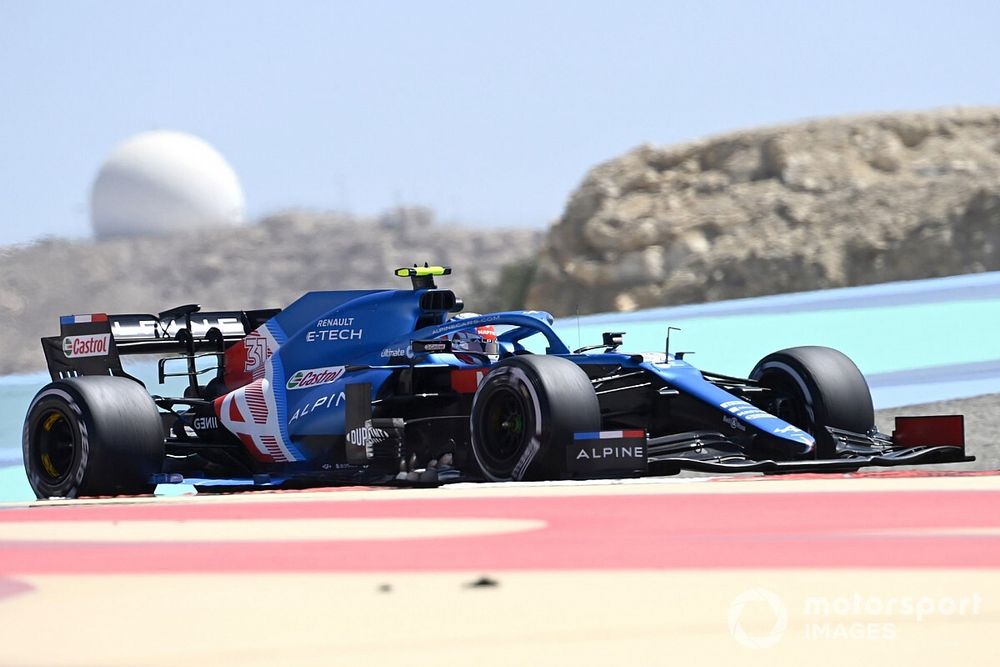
[1,0,999,245]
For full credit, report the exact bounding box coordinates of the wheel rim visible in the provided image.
[32,408,77,485]
[758,372,812,432]
[478,385,533,472]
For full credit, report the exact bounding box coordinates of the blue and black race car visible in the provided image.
[23,266,971,498]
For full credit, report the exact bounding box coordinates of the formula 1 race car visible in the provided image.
[22,265,972,498]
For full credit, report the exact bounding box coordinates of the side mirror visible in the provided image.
[602,331,625,350]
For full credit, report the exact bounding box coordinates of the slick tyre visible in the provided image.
[23,376,165,499]
[750,346,875,458]
[470,355,600,481]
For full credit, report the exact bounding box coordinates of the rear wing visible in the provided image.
[41,306,280,382]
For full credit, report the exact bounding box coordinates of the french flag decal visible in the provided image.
[574,430,646,440]
[60,313,109,325]
[568,430,647,475]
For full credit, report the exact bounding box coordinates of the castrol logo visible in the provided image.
[286,365,346,390]
[62,333,111,358]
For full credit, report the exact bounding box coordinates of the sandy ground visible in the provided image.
[2,570,998,667]
[876,392,1000,471]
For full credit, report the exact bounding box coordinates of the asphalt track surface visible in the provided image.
[1,472,998,666]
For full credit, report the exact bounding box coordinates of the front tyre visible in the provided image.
[470,356,600,481]
[23,376,165,499]
[750,346,875,458]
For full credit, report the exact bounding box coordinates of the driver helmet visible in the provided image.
[445,312,499,364]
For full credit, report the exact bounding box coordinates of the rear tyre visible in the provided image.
[23,376,165,499]
[749,346,875,458]
[470,355,600,481]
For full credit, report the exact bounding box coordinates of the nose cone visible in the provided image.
[769,427,816,458]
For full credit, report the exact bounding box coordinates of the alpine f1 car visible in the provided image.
[23,265,971,498]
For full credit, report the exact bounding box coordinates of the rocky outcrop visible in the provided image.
[525,107,1000,315]
[0,208,540,375]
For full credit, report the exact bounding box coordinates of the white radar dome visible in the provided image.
[90,130,246,239]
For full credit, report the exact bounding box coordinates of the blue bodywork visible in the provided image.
[243,284,815,462]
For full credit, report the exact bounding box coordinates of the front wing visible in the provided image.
[571,414,972,478]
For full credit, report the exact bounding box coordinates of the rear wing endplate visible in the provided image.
[41,307,280,382]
